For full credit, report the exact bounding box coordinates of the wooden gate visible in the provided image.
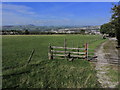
[48,39,88,60]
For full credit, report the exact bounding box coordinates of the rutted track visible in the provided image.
[95,38,119,88]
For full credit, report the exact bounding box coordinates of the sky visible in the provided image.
[1,2,118,26]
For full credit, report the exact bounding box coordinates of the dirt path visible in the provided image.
[95,38,119,88]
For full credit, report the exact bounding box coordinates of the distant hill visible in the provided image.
[1,25,100,32]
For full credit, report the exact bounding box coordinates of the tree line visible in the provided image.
[2,29,87,35]
[100,3,120,47]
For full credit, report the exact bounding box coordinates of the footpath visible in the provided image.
[95,38,119,88]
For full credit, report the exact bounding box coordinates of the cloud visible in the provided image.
[2,3,38,25]
[2,10,72,25]
[2,11,34,25]
[2,3,74,26]
[2,3,36,15]
[2,3,106,26]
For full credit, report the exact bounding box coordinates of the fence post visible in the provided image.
[26,49,35,66]
[48,43,53,60]
[77,44,79,59]
[85,43,88,60]
[64,38,67,59]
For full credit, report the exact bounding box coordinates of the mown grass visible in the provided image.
[2,35,106,88]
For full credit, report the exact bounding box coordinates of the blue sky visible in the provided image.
[2,2,117,26]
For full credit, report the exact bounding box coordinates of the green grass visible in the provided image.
[2,35,106,88]
[106,65,119,82]
[102,40,119,88]
[105,65,119,88]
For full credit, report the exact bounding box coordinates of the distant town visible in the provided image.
[1,24,101,35]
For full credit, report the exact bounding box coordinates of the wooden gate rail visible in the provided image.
[51,46,85,50]
[51,50,85,54]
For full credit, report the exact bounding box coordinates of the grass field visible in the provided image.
[2,35,106,88]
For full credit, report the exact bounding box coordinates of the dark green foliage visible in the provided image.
[111,4,120,46]
[100,22,115,35]
[24,30,29,35]
[80,29,85,34]
[100,3,120,46]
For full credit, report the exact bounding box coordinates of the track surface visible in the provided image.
[95,38,119,88]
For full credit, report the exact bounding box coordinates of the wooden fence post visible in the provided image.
[77,44,79,59]
[85,43,88,60]
[48,43,53,60]
[64,38,67,59]
[26,49,35,66]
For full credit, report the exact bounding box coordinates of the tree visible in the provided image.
[80,29,85,34]
[24,29,29,35]
[100,23,110,34]
[111,3,120,47]
[100,22,115,37]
